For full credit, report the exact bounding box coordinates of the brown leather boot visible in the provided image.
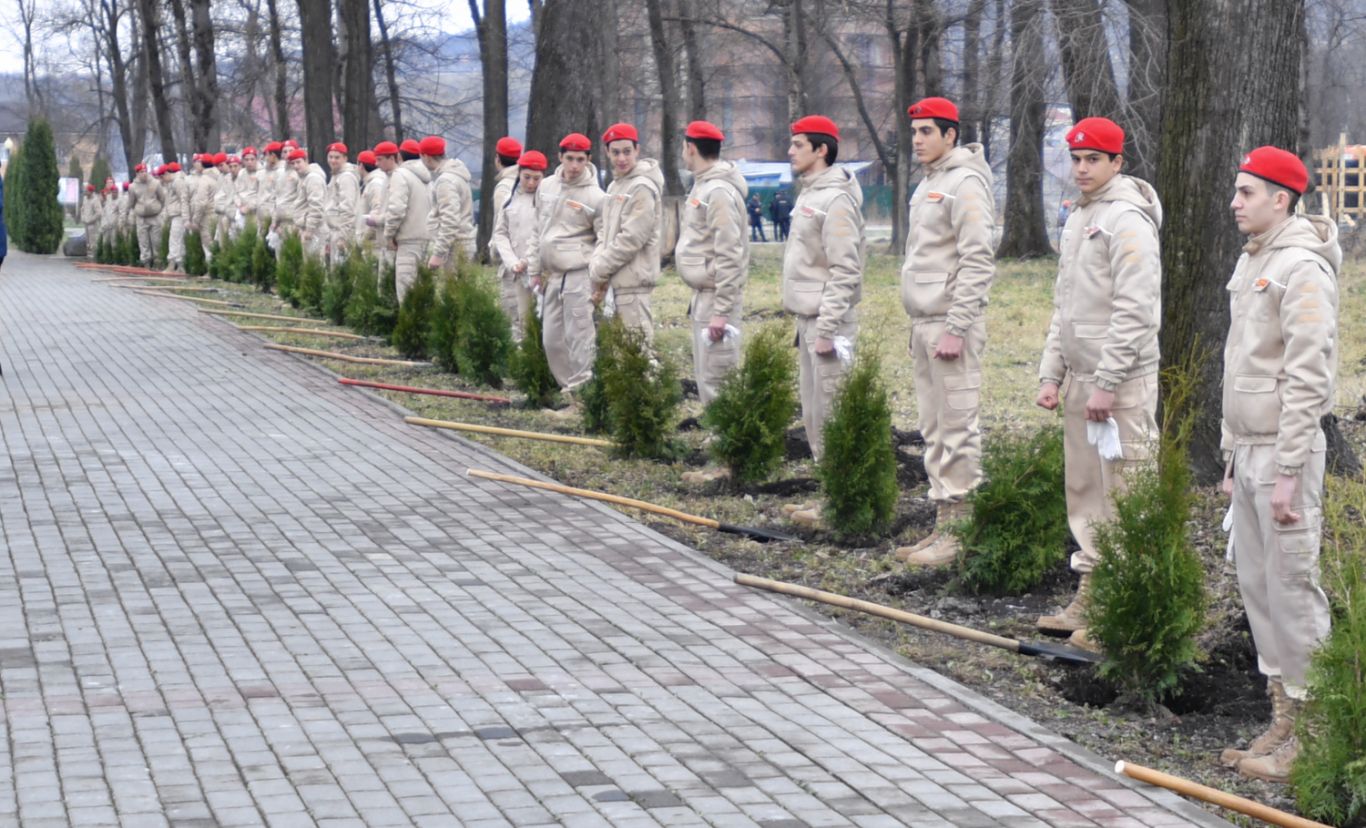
[1238,732,1300,783]
[894,503,948,561]
[1067,627,1100,653]
[1037,573,1092,633]
[904,502,968,567]
[1221,679,1295,768]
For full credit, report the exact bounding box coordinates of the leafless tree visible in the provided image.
[996,0,1053,258]
[470,0,509,257]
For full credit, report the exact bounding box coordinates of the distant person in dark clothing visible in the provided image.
[771,190,792,241]
[748,194,766,242]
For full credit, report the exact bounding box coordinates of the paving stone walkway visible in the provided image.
[0,252,1231,827]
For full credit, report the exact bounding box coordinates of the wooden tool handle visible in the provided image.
[265,343,426,367]
[466,468,721,529]
[734,574,1022,653]
[1115,761,1331,828]
[412,418,612,447]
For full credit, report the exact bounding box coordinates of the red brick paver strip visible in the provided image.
[0,252,1232,826]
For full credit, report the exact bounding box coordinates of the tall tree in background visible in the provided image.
[190,0,221,151]
[99,0,139,171]
[338,0,380,151]
[1123,0,1168,183]
[526,0,605,157]
[373,0,403,137]
[168,0,202,147]
[16,0,44,116]
[296,0,336,159]
[137,0,178,161]
[646,0,685,195]
[1050,0,1121,119]
[266,0,291,137]
[680,8,706,120]
[1157,0,1305,481]
[470,0,510,258]
[996,0,1052,258]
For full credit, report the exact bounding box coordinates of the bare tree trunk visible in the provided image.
[917,0,943,97]
[470,0,509,260]
[646,0,685,195]
[980,0,1008,161]
[16,0,43,116]
[960,0,986,145]
[1158,0,1305,481]
[680,5,706,120]
[129,18,150,162]
[168,0,202,148]
[102,0,138,171]
[296,0,337,159]
[338,0,378,150]
[888,0,918,253]
[526,0,604,157]
[1050,0,1122,119]
[782,0,811,119]
[599,0,620,126]
[1123,0,1167,183]
[996,0,1052,258]
[138,0,177,160]
[190,0,221,151]
[373,0,403,138]
[263,0,290,138]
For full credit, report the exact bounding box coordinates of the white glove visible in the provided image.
[1086,417,1123,461]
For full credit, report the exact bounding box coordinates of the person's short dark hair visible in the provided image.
[400,150,419,161]
[497,153,519,167]
[803,133,839,165]
[685,136,721,160]
[361,161,377,173]
[1070,150,1121,163]
[1264,180,1302,214]
[932,118,959,144]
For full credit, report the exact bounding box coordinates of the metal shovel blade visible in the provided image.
[1015,638,1104,665]
[716,522,799,544]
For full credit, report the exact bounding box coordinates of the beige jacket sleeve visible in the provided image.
[1275,259,1337,473]
[332,173,360,231]
[590,182,657,287]
[190,179,212,228]
[302,174,325,233]
[382,171,410,244]
[525,196,546,279]
[491,195,520,267]
[945,173,995,336]
[706,187,747,318]
[816,192,864,338]
[430,173,461,258]
[1093,208,1161,391]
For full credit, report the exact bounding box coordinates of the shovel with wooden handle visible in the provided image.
[466,469,798,543]
[735,574,1103,665]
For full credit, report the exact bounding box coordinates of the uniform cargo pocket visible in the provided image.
[944,371,981,414]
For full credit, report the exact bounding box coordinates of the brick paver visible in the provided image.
[0,253,1230,826]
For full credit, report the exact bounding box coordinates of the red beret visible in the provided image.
[287,149,307,162]
[85,184,95,191]
[496,137,523,158]
[227,156,241,165]
[602,123,638,144]
[559,133,592,152]
[399,139,422,155]
[327,142,348,156]
[134,163,146,172]
[167,162,181,173]
[518,150,548,171]
[1239,146,1308,195]
[212,152,227,165]
[264,141,283,154]
[283,139,299,149]
[791,115,839,141]
[1066,117,1124,155]
[242,146,257,157]
[419,136,446,156]
[685,120,725,142]
[357,150,377,166]
[122,182,130,190]
[374,141,399,156]
[908,97,959,123]
[154,165,166,176]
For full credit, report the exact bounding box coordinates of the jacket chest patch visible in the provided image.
[798,205,825,219]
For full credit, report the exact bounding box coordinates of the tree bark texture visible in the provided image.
[646,0,685,195]
[296,0,337,160]
[470,0,510,260]
[190,0,221,151]
[1050,0,1122,120]
[526,0,604,160]
[996,0,1052,258]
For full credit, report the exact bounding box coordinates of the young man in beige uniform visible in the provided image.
[526,133,605,404]
[80,184,101,256]
[127,163,165,268]
[357,149,386,250]
[1218,147,1339,783]
[675,119,749,407]
[381,141,433,301]
[189,155,220,260]
[491,150,545,342]
[781,116,866,527]
[100,185,119,248]
[488,137,526,335]
[894,97,997,566]
[324,142,361,264]
[589,123,665,344]
[289,150,327,258]
[1035,117,1163,646]
[420,136,477,268]
[236,147,261,228]
[271,140,301,244]
[161,163,187,272]
[213,153,237,246]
